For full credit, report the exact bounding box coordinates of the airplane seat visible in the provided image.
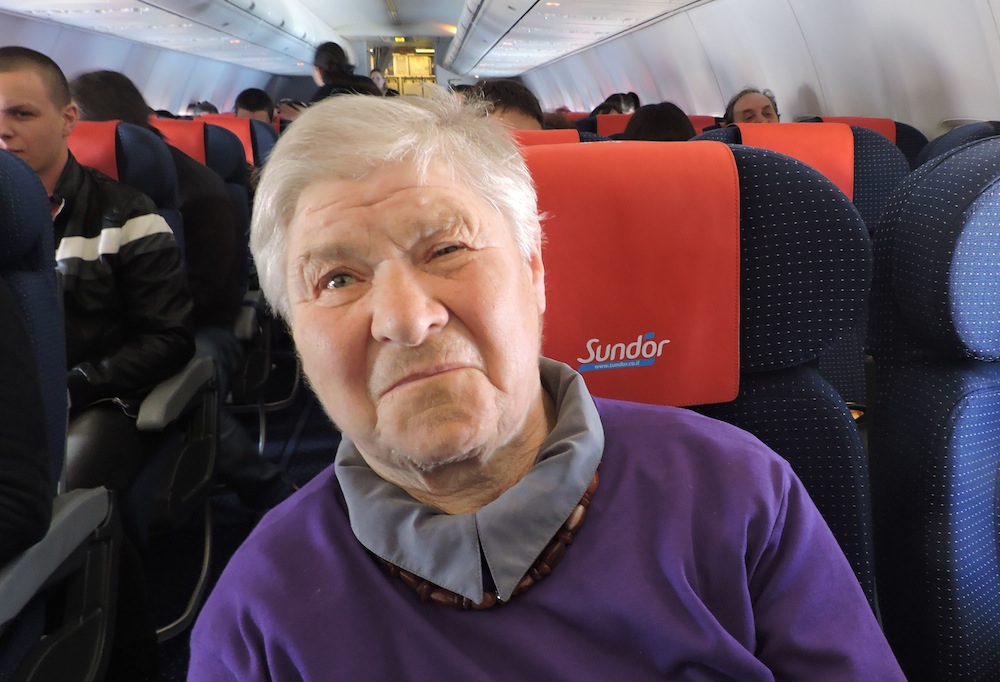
[526,140,878,610]
[67,121,219,640]
[198,114,279,166]
[869,135,1000,681]
[513,128,582,145]
[688,114,720,134]
[0,150,120,681]
[595,113,632,137]
[68,120,184,252]
[914,120,1000,167]
[694,122,907,405]
[803,115,929,170]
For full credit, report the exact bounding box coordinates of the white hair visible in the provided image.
[250,88,541,320]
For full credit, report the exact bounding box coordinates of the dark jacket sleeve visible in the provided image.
[0,279,51,564]
[69,212,195,410]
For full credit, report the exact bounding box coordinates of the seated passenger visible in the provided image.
[369,68,399,97]
[589,91,640,116]
[474,78,544,131]
[0,46,194,680]
[309,41,381,102]
[723,87,780,125]
[187,100,219,116]
[69,69,294,511]
[188,91,905,681]
[620,102,696,141]
[0,277,50,566]
[234,86,276,124]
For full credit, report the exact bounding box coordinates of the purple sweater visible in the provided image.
[188,399,903,680]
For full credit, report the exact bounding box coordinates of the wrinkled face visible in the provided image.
[0,68,76,192]
[286,161,547,483]
[730,92,778,124]
[370,71,387,91]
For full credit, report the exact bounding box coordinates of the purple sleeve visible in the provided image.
[747,464,905,680]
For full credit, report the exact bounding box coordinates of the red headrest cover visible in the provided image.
[512,129,580,146]
[525,141,741,407]
[688,115,718,135]
[737,122,855,200]
[596,113,632,137]
[67,120,120,180]
[150,117,207,164]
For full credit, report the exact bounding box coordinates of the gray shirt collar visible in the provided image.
[335,358,604,603]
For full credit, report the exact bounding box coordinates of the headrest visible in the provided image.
[150,117,208,164]
[563,112,589,122]
[688,115,718,134]
[69,121,180,214]
[819,116,897,144]
[735,123,855,200]
[877,136,1000,359]
[525,141,741,407]
[67,120,120,180]
[203,125,249,184]
[0,151,51,268]
[596,113,632,137]
[512,129,580,146]
[197,114,254,164]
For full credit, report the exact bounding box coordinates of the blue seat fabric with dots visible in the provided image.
[696,124,908,405]
[688,145,877,609]
[869,135,1000,681]
[914,120,1000,168]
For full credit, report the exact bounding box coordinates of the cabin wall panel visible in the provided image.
[0,10,282,117]
[523,0,1000,136]
[688,0,819,118]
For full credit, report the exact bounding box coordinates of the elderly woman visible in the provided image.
[188,91,903,681]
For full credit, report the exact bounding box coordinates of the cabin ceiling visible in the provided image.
[0,0,711,77]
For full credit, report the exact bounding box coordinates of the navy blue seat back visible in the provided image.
[870,135,1000,680]
[689,145,876,608]
[697,124,909,234]
[696,124,900,405]
[915,121,1000,167]
[204,124,252,290]
[69,120,185,254]
[0,151,66,491]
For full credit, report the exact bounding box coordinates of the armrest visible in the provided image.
[0,488,111,628]
[136,356,215,431]
[233,289,266,342]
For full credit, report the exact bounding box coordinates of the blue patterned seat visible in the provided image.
[915,120,1000,167]
[0,150,118,681]
[527,141,877,609]
[869,135,1000,681]
[696,123,903,405]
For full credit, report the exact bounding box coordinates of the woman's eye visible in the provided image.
[324,272,355,289]
[432,244,463,258]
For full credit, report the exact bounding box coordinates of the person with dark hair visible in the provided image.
[235,87,275,124]
[620,102,696,141]
[0,276,50,567]
[70,69,294,513]
[723,87,780,125]
[310,41,380,102]
[0,47,194,681]
[188,100,219,116]
[589,92,640,116]
[369,68,399,97]
[474,78,544,130]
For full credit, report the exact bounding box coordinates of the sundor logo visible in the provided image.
[576,332,670,373]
